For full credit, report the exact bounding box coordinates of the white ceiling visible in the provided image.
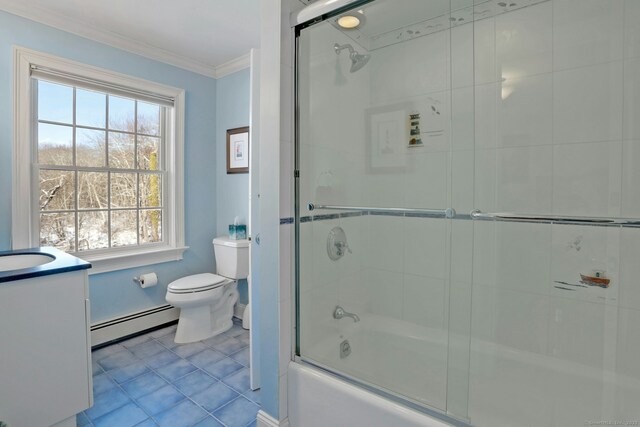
[0,0,261,78]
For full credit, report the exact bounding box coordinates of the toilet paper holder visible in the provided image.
[133,272,158,288]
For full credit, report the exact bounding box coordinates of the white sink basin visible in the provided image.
[0,254,55,272]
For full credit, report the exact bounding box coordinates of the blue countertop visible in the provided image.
[0,247,91,283]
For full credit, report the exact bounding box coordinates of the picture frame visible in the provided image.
[226,126,250,174]
[365,103,408,173]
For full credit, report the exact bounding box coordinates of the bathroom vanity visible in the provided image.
[0,247,92,427]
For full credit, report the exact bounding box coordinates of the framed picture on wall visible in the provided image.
[227,126,250,174]
[365,103,408,173]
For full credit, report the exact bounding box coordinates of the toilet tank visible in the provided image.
[213,237,250,279]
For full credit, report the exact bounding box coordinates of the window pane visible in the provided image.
[110,173,137,208]
[78,172,107,209]
[76,89,106,128]
[108,132,135,168]
[40,212,75,251]
[38,80,73,124]
[39,170,75,211]
[78,211,108,251]
[139,173,162,207]
[38,123,73,166]
[111,210,137,247]
[108,95,135,131]
[137,102,160,136]
[76,128,106,167]
[137,136,160,170]
[140,209,162,244]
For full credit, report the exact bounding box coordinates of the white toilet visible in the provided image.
[166,237,249,344]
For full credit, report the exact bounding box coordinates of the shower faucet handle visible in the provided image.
[335,240,352,255]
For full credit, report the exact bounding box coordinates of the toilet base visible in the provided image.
[173,283,239,344]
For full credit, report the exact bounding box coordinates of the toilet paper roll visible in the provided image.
[138,272,158,288]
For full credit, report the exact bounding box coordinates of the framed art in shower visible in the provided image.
[227,126,250,174]
[365,103,408,173]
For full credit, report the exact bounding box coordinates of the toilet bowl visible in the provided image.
[166,237,249,343]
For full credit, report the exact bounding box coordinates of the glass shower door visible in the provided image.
[296,0,474,420]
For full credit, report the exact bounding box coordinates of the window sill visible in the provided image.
[79,246,189,275]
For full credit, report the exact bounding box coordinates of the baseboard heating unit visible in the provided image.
[90,304,179,347]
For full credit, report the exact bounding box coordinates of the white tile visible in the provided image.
[473,149,497,213]
[451,220,473,284]
[553,62,623,144]
[403,151,448,209]
[497,73,553,147]
[495,1,552,78]
[451,23,474,88]
[403,217,448,279]
[471,286,549,354]
[616,307,640,380]
[473,221,551,295]
[405,30,451,96]
[402,274,446,329]
[474,17,496,85]
[299,282,338,354]
[451,150,474,214]
[621,141,640,216]
[452,86,474,151]
[623,59,640,140]
[369,42,406,105]
[474,83,498,149]
[472,221,497,287]
[550,225,620,305]
[337,270,367,316]
[624,0,640,59]
[618,227,640,310]
[548,297,606,368]
[475,145,553,214]
[363,214,404,273]
[364,268,403,319]
[336,215,363,277]
[311,217,341,288]
[552,141,622,217]
[553,0,624,70]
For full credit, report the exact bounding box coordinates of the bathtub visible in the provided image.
[290,313,640,427]
[289,315,467,427]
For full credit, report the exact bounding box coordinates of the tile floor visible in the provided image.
[77,319,259,427]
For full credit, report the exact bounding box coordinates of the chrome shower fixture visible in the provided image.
[334,43,370,73]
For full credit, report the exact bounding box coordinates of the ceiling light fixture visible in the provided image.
[338,15,360,29]
[336,10,366,30]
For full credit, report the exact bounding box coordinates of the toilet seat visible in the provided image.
[167,273,231,294]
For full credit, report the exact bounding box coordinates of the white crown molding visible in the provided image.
[0,1,250,79]
[214,53,251,79]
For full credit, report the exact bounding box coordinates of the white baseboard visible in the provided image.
[257,410,290,427]
[91,304,179,347]
[234,303,247,320]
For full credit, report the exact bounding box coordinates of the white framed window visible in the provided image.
[13,47,187,274]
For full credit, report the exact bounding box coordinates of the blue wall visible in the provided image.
[0,11,221,323]
[216,69,251,305]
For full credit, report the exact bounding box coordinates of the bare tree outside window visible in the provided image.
[36,80,164,253]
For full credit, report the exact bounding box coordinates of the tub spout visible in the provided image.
[334,305,360,322]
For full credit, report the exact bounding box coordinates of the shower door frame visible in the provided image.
[291,2,470,426]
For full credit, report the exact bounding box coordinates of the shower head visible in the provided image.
[334,43,370,73]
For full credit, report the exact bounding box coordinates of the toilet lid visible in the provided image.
[168,273,228,293]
